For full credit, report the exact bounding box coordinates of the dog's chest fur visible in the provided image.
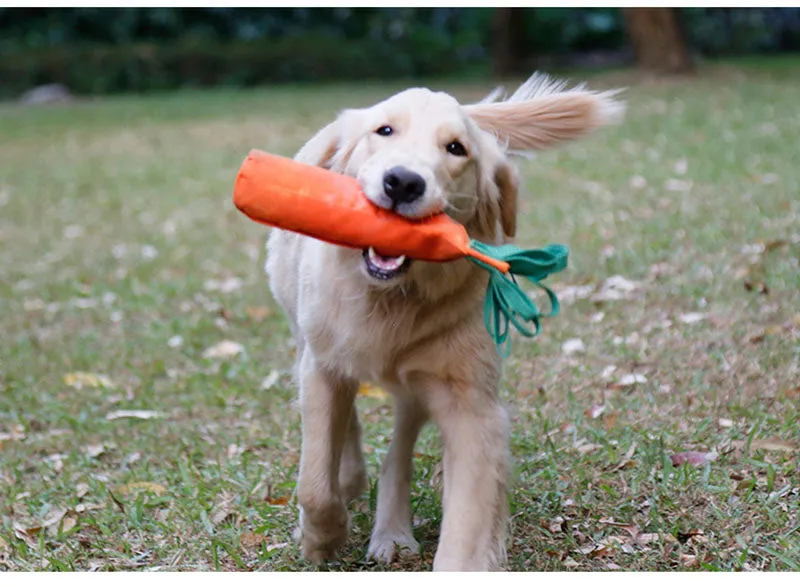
[268,232,491,385]
[300,268,481,382]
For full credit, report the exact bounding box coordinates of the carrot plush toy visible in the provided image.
[233,149,568,355]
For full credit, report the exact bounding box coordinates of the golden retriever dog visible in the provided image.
[265,74,623,571]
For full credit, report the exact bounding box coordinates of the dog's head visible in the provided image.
[294,74,623,295]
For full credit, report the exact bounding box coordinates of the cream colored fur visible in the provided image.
[265,73,623,571]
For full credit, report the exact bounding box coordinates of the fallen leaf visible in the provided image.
[612,373,647,389]
[629,175,647,189]
[202,340,244,359]
[686,530,708,545]
[167,335,184,348]
[563,557,580,569]
[116,482,167,497]
[578,543,611,558]
[557,284,594,304]
[600,519,639,540]
[562,338,586,356]
[541,516,567,534]
[603,411,619,430]
[24,299,46,312]
[606,562,621,570]
[670,451,717,467]
[74,503,104,514]
[261,370,281,390]
[106,410,162,421]
[266,494,291,506]
[753,325,787,343]
[71,298,98,309]
[63,372,114,390]
[636,532,660,545]
[678,312,706,324]
[42,508,68,530]
[575,442,603,455]
[764,239,788,252]
[267,542,290,553]
[665,178,692,192]
[590,275,641,302]
[245,306,272,321]
[585,404,605,419]
[559,422,577,434]
[648,262,674,279]
[677,528,704,544]
[76,483,90,498]
[240,532,266,550]
[123,451,142,466]
[211,508,236,526]
[358,382,389,399]
[204,277,243,294]
[600,365,617,380]
[718,418,734,428]
[750,437,797,453]
[599,535,634,554]
[85,444,105,458]
[13,523,42,547]
[60,516,77,534]
[610,442,637,472]
[46,453,66,473]
[0,425,26,442]
[141,244,159,260]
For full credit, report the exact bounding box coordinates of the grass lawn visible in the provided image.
[1,61,799,572]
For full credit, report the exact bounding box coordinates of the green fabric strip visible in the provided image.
[468,241,569,357]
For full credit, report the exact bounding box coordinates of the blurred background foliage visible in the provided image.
[1,7,799,97]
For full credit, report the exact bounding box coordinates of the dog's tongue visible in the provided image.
[368,247,406,271]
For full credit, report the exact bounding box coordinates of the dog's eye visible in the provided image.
[446,141,468,157]
[375,125,394,137]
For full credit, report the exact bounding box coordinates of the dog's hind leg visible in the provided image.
[295,349,358,564]
[367,394,427,563]
[339,404,367,502]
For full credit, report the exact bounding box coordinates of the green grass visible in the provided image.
[1,60,799,571]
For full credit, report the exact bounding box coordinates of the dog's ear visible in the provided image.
[294,110,359,170]
[474,158,519,242]
[464,74,624,152]
[495,161,518,239]
[294,120,341,168]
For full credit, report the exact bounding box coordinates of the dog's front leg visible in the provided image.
[426,381,510,571]
[295,349,358,564]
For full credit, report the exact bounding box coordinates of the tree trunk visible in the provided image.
[623,8,693,74]
[491,8,527,78]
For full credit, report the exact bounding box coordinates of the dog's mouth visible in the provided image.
[362,247,412,281]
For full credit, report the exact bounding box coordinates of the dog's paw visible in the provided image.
[303,541,345,566]
[367,530,420,564]
[295,506,349,565]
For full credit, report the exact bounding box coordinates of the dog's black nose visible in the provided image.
[383,167,426,206]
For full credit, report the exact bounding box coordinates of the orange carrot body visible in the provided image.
[233,149,508,272]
